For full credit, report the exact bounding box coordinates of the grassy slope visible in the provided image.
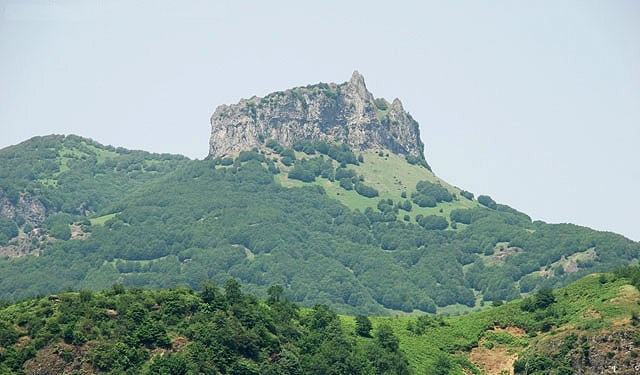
[275,149,479,225]
[340,273,640,374]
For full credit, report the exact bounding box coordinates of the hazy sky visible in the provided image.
[1,1,639,241]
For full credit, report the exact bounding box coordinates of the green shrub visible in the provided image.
[450,208,489,224]
[0,216,19,245]
[398,200,412,212]
[279,148,296,159]
[355,182,378,198]
[339,178,353,190]
[335,168,356,180]
[220,157,234,166]
[288,165,316,183]
[416,215,448,230]
[355,315,372,337]
[279,156,293,166]
[460,190,474,200]
[48,222,71,240]
[266,139,284,154]
[411,181,451,207]
[477,195,497,209]
[412,194,436,208]
[237,150,266,163]
[374,98,389,111]
[405,155,431,170]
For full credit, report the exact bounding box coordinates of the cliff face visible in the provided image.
[209,71,426,159]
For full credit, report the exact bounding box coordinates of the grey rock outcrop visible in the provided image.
[0,191,46,226]
[209,71,426,160]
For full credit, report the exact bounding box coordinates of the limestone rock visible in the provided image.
[0,191,46,226]
[208,71,426,160]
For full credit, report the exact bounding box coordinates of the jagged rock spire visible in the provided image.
[391,98,404,111]
[349,70,367,92]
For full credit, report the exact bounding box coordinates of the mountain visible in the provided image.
[209,71,425,162]
[0,75,638,316]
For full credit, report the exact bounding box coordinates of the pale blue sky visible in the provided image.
[1,1,639,241]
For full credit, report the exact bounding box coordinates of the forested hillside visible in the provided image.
[0,135,638,315]
[0,279,410,374]
[1,267,639,374]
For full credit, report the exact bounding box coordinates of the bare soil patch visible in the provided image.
[469,346,518,375]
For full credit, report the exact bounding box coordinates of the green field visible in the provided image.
[89,213,117,226]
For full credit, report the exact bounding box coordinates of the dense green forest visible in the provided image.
[1,267,639,374]
[0,280,410,374]
[0,135,638,315]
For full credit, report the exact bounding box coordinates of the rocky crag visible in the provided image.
[0,191,46,226]
[209,71,426,160]
[0,191,48,258]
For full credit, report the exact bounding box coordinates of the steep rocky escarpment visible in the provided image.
[209,71,426,160]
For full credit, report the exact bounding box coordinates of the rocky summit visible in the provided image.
[209,71,426,159]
